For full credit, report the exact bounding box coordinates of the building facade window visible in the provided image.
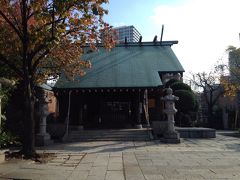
[114,25,142,43]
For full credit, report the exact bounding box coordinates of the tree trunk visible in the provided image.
[21,81,36,157]
[20,0,36,157]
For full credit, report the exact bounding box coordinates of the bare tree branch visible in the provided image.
[32,49,50,73]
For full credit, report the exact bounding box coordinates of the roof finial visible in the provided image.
[160,25,164,45]
[153,35,157,43]
[138,36,142,44]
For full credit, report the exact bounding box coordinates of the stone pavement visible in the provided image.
[1,131,240,179]
[0,150,5,164]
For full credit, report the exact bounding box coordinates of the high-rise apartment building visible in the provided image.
[228,47,240,83]
[114,25,142,43]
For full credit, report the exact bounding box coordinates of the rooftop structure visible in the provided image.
[113,25,142,43]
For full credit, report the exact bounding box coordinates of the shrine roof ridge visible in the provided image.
[84,40,178,48]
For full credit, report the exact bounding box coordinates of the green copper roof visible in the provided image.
[38,83,53,91]
[55,42,184,89]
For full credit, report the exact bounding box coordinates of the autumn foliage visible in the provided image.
[0,0,115,82]
[0,0,115,156]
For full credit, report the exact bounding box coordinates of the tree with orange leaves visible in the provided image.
[0,0,115,157]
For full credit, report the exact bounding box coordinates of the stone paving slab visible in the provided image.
[1,131,240,179]
[107,162,123,170]
[67,170,89,180]
[0,154,5,164]
[105,170,124,180]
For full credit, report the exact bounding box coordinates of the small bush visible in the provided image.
[176,113,193,127]
[165,79,181,88]
[171,82,192,92]
[0,131,21,149]
[174,90,196,113]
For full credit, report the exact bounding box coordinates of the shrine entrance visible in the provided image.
[57,89,157,130]
[100,101,132,129]
[83,98,134,129]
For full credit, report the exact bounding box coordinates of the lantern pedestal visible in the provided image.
[161,88,181,144]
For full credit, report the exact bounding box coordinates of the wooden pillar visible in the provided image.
[79,105,83,125]
[78,95,87,129]
[63,90,72,140]
[143,89,150,127]
[134,91,142,129]
[58,92,69,123]
[76,102,84,130]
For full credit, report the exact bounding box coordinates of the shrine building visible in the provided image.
[53,40,184,129]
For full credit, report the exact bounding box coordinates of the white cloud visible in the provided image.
[150,0,240,74]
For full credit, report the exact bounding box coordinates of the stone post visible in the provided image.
[161,88,181,143]
[36,89,53,146]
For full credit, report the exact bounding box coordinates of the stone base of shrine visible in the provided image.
[176,127,216,138]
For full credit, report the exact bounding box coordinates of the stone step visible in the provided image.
[69,129,150,135]
[66,129,152,142]
[68,137,150,142]
[69,132,148,136]
[69,133,149,137]
[68,137,149,141]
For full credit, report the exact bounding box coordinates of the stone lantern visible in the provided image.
[161,88,181,143]
[36,88,53,146]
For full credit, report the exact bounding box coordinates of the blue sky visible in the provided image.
[103,0,240,77]
[104,0,180,40]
